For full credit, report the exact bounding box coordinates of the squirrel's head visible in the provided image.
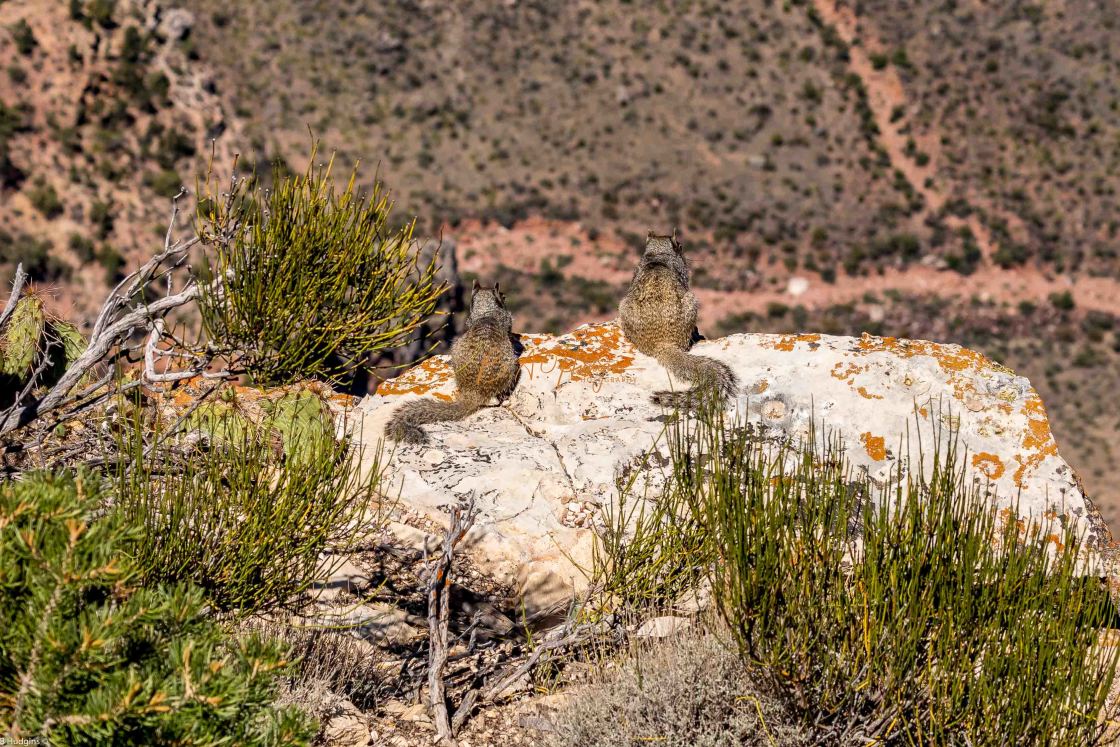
[642,228,684,262]
[469,278,507,318]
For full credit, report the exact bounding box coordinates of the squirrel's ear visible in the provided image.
[493,280,501,293]
[646,228,655,240]
[671,227,683,253]
[472,278,481,292]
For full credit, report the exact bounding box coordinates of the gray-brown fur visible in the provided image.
[619,232,738,408]
[385,280,520,444]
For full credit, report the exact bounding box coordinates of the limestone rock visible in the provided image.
[310,602,423,646]
[322,714,370,747]
[351,322,1114,611]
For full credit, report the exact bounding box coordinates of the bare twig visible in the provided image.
[447,615,605,735]
[424,498,478,746]
[0,263,28,331]
[144,318,201,383]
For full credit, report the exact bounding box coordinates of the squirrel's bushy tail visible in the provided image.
[384,394,484,445]
[651,346,739,409]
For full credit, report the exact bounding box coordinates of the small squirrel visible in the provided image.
[385,280,520,444]
[619,231,738,408]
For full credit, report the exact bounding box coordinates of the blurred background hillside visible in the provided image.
[2,0,1119,528]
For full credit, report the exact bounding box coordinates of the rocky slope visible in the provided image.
[0,0,237,319]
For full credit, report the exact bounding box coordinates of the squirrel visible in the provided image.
[619,231,738,409]
[385,280,520,445]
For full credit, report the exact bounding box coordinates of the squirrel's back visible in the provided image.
[385,281,519,444]
[620,261,695,356]
[620,233,738,408]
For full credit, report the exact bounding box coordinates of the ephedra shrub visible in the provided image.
[196,154,446,385]
[112,391,383,615]
[667,410,1119,745]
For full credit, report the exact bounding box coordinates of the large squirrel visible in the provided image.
[385,280,520,444]
[619,231,738,408]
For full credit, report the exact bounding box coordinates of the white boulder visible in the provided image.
[349,322,1115,611]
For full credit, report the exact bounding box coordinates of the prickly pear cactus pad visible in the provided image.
[353,322,1115,611]
[0,295,46,382]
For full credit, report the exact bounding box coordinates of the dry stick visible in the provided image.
[144,319,201,383]
[424,499,477,746]
[0,263,28,330]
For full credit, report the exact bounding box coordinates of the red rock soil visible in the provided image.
[452,216,1120,325]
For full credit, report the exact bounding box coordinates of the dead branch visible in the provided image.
[0,263,28,331]
[0,192,211,437]
[447,617,602,735]
[0,283,202,435]
[423,498,478,746]
[144,318,200,384]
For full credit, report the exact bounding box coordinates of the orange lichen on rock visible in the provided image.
[857,334,995,374]
[769,333,821,352]
[830,361,864,383]
[1012,392,1059,487]
[971,452,1006,480]
[855,334,1014,404]
[856,386,883,400]
[861,432,887,461]
[376,357,455,401]
[518,323,635,382]
[1043,534,1066,553]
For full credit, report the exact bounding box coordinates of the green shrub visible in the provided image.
[1050,290,1076,310]
[994,241,1030,268]
[86,0,117,29]
[96,244,125,283]
[154,129,196,169]
[0,471,315,744]
[663,413,1119,745]
[196,157,445,385]
[113,401,383,613]
[589,461,713,617]
[143,168,182,198]
[9,19,36,56]
[68,232,96,262]
[90,199,114,238]
[28,178,63,219]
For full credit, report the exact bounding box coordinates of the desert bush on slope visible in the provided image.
[196,156,446,385]
[112,392,383,614]
[587,409,1119,745]
[0,471,314,745]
